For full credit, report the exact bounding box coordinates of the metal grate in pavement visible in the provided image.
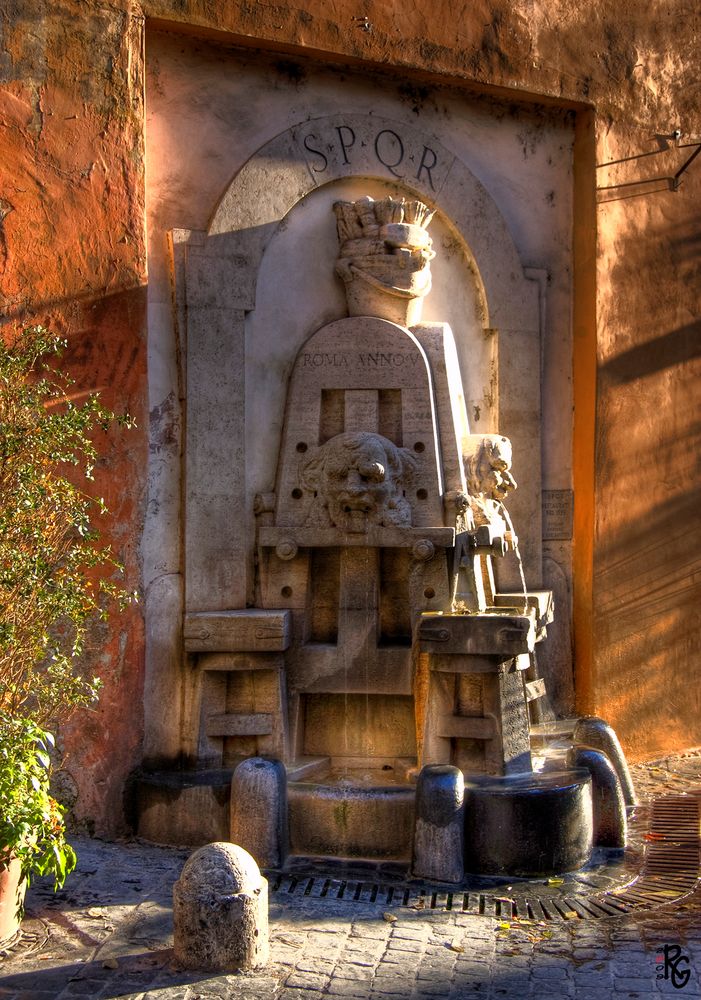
[611,792,700,911]
[269,793,701,921]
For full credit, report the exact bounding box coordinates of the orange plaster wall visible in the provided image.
[591,137,701,761]
[0,4,148,833]
[1,0,699,830]
[571,110,597,721]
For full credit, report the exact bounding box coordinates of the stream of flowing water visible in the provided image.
[498,503,529,614]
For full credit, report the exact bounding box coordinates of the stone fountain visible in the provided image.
[222,195,632,879]
[139,194,633,880]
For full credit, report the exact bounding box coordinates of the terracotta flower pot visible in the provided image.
[0,857,26,945]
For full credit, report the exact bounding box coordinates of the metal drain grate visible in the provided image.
[612,793,701,910]
[267,873,636,920]
[269,793,701,921]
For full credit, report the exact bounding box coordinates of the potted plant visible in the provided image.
[0,325,132,942]
[0,714,76,940]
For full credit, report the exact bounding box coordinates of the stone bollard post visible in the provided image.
[567,745,627,848]
[573,716,637,806]
[412,765,465,883]
[230,757,288,869]
[173,842,269,971]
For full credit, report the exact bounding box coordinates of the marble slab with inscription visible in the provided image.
[542,489,574,540]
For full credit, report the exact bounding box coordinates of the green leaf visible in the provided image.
[0,325,134,890]
[0,325,135,726]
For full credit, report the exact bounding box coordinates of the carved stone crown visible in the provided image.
[333,196,435,326]
[334,195,434,244]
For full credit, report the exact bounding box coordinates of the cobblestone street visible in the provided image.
[2,752,700,1000]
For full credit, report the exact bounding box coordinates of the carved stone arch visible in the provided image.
[207,113,537,333]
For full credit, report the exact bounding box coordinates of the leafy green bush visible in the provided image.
[0,325,133,888]
[0,325,133,726]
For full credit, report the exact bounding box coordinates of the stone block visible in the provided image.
[136,770,230,846]
[490,662,533,774]
[258,525,455,550]
[184,304,247,611]
[418,611,536,657]
[183,610,292,652]
[288,782,414,860]
[173,842,268,971]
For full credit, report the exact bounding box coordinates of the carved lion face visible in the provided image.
[302,432,416,532]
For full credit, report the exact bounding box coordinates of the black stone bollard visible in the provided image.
[412,765,465,883]
[573,716,637,806]
[567,745,627,848]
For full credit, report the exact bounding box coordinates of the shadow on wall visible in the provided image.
[602,320,701,384]
[592,204,701,760]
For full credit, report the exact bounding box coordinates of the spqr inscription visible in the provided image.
[301,123,442,191]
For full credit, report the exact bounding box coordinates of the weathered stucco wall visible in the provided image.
[1,0,698,830]
[0,2,148,833]
[590,125,701,761]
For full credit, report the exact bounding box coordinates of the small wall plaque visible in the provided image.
[542,489,574,540]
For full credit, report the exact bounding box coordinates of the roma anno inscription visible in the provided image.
[302,352,422,368]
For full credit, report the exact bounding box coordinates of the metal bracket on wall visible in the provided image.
[596,135,701,201]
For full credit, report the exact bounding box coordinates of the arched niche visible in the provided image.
[172,113,542,613]
[209,112,536,333]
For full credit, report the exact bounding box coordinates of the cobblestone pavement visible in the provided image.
[1,750,700,1000]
